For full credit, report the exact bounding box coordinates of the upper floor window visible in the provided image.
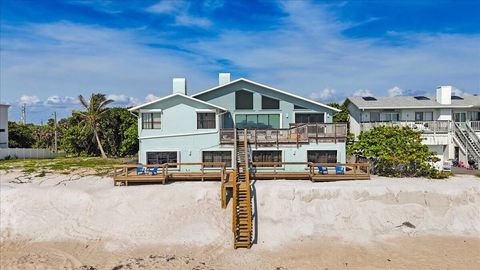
[381,112,400,122]
[235,90,253,110]
[142,112,161,129]
[370,112,380,122]
[261,96,279,109]
[197,112,216,129]
[415,111,433,121]
[295,113,324,124]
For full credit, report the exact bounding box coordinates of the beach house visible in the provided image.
[129,73,348,172]
[346,86,480,170]
[0,104,9,149]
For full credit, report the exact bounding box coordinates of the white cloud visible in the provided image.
[145,94,160,102]
[387,86,403,96]
[147,0,184,14]
[44,95,79,107]
[19,95,40,105]
[353,89,373,97]
[147,1,212,28]
[309,88,336,101]
[107,94,140,107]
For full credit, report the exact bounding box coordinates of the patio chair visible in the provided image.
[136,167,145,175]
[317,166,328,175]
[147,167,159,175]
[335,166,345,175]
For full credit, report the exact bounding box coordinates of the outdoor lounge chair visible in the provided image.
[136,167,145,175]
[317,166,328,174]
[335,166,345,174]
[147,167,158,175]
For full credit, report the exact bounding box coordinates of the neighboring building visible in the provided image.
[346,86,480,170]
[0,104,9,148]
[129,74,347,171]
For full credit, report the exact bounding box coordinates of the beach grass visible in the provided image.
[0,157,131,176]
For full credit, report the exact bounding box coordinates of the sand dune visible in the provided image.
[1,171,479,269]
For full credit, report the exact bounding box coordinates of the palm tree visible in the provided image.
[75,93,113,159]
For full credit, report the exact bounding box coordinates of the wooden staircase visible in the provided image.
[232,129,253,249]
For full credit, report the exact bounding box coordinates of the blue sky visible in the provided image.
[1,0,479,123]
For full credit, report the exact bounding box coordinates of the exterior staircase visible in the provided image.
[453,122,480,165]
[232,129,253,249]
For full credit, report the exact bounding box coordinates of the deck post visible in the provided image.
[296,127,299,148]
[334,124,337,144]
[201,164,204,181]
[316,123,318,144]
[276,131,279,149]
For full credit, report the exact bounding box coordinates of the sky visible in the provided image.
[1,0,479,123]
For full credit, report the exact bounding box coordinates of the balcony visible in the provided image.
[220,123,347,146]
[360,121,451,134]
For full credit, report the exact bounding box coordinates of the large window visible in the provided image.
[252,150,282,167]
[261,96,279,109]
[202,151,232,167]
[235,114,280,129]
[307,150,337,163]
[197,112,216,129]
[415,111,434,121]
[235,90,253,110]
[381,112,400,122]
[142,112,161,129]
[146,151,178,167]
[369,112,380,122]
[294,113,324,124]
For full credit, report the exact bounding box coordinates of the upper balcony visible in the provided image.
[220,123,347,146]
[359,120,480,134]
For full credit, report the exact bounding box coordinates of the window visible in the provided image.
[142,112,161,129]
[362,96,377,101]
[0,129,4,132]
[424,112,433,121]
[235,90,253,110]
[261,96,279,109]
[197,112,216,129]
[381,112,400,122]
[468,111,480,121]
[369,112,380,122]
[415,112,423,121]
[235,114,280,129]
[252,150,282,167]
[202,151,232,167]
[454,112,466,122]
[294,104,307,110]
[295,113,324,124]
[146,152,177,167]
[307,150,337,163]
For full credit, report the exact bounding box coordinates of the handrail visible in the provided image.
[453,122,480,162]
[113,162,227,168]
[465,123,480,150]
[243,128,252,246]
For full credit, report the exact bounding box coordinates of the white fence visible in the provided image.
[0,148,66,159]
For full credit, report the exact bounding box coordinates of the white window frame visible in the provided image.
[201,150,234,169]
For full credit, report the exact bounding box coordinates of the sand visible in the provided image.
[1,171,479,269]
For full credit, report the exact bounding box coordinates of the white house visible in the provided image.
[0,104,9,148]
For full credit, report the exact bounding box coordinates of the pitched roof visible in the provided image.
[192,78,341,112]
[346,95,480,109]
[128,93,227,112]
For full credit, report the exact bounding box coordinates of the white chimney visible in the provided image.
[172,78,187,95]
[436,85,452,105]
[218,73,231,86]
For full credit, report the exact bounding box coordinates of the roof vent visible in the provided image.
[451,95,464,100]
[414,96,430,100]
[362,96,377,101]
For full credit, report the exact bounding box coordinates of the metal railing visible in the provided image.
[360,121,451,134]
[469,121,480,131]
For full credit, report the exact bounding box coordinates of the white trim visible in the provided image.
[140,108,162,113]
[139,130,218,140]
[292,112,326,124]
[195,109,216,112]
[129,93,228,112]
[145,150,180,170]
[192,78,341,112]
[355,105,475,110]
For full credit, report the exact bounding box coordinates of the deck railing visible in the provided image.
[360,121,451,134]
[220,123,347,146]
[469,121,480,131]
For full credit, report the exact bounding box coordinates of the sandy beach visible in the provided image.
[1,171,479,269]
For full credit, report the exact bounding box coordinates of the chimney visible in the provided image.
[172,78,187,95]
[218,73,231,86]
[436,85,452,105]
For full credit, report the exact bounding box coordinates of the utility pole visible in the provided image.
[53,111,58,153]
[20,103,26,124]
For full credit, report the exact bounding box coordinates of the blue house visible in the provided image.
[129,73,347,172]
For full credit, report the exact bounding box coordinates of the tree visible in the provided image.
[327,102,349,123]
[75,93,113,158]
[8,121,36,148]
[350,125,444,178]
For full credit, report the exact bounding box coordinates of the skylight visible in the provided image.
[414,96,430,100]
[362,96,377,101]
[451,95,464,100]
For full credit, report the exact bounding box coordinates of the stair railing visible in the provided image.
[453,122,480,163]
[243,128,253,247]
[465,123,480,151]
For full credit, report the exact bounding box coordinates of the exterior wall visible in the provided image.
[347,103,362,136]
[194,81,335,128]
[0,105,9,148]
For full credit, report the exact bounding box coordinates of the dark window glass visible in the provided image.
[0,129,5,132]
[235,114,280,129]
[252,150,282,167]
[294,113,324,124]
[307,150,337,163]
[197,112,216,129]
[294,104,307,110]
[202,151,232,167]
[261,96,279,109]
[235,90,253,110]
[146,152,177,167]
[415,112,424,121]
[370,112,380,122]
[142,112,161,129]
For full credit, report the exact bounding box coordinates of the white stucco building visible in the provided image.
[0,104,10,148]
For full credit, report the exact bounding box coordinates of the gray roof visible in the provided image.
[346,95,480,109]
